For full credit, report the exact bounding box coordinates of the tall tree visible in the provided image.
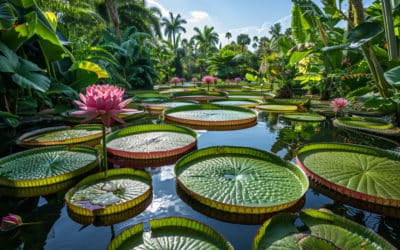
[161,12,187,49]
[225,32,232,43]
[192,25,219,61]
[269,22,283,44]
[236,33,251,52]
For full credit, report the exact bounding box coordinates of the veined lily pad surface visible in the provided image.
[280,113,326,122]
[66,168,152,218]
[0,146,98,188]
[333,117,400,137]
[17,125,103,147]
[164,104,257,129]
[296,143,400,207]
[106,124,197,160]
[253,209,395,249]
[175,146,309,214]
[108,217,233,250]
[143,100,197,114]
[257,105,298,112]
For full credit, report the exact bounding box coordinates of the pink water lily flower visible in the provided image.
[191,77,198,82]
[170,77,181,83]
[1,214,22,231]
[234,77,241,83]
[331,98,348,112]
[202,75,216,84]
[73,84,139,127]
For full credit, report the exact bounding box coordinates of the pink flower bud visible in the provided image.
[1,214,22,231]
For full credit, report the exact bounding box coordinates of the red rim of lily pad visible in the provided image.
[106,124,197,160]
[296,143,400,207]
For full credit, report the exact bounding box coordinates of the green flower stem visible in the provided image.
[102,125,108,177]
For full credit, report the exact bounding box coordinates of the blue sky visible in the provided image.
[147,0,375,45]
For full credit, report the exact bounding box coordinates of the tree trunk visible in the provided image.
[350,0,392,98]
[105,0,121,40]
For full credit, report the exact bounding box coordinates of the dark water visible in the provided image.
[1,112,400,249]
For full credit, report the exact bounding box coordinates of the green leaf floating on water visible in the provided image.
[280,113,326,122]
[253,209,396,250]
[175,146,309,214]
[106,124,197,159]
[300,209,396,249]
[296,143,400,206]
[108,217,233,250]
[0,146,98,187]
[257,105,298,112]
[335,117,393,130]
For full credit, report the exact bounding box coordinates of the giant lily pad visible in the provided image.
[175,146,309,214]
[142,100,198,115]
[106,124,197,160]
[280,113,326,122]
[210,98,260,108]
[253,209,395,249]
[171,91,228,103]
[257,105,298,112]
[164,104,257,130]
[0,146,98,188]
[296,143,400,207]
[333,117,400,137]
[17,124,103,147]
[65,168,151,220]
[107,217,233,250]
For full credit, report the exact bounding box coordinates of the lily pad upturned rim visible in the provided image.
[16,124,103,147]
[106,124,197,160]
[256,104,298,112]
[142,100,198,114]
[209,98,261,107]
[175,146,309,214]
[296,142,400,207]
[253,209,396,250]
[65,168,152,217]
[333,117,400,137]
[0,146,98,188]
[107,217,233,250]
[163,104,257,127]
[280,113,326,122]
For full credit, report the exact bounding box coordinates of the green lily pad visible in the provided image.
[257,105,298,112]
[142,100,197,114]
[210,98,260,107]
[106,124,197,160]
[300,209,395,249]
[296,143,400,207]
[164,104,257,129]
[280,113,326,122]
[17,124,103,147]
[175,146,309,214]
[0,146,98,187]
[253,209,395,249]
[333,117,400,137]
[108,217,233,250]
[65,168,152,218]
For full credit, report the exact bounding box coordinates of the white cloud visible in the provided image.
[188,11,210,23]
[146,0,169,17]
[219,15,292,47]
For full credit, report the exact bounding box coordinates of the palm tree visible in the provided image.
[161,12,187,49]
[192,25,219,61]
[225,32,232,43]
[269,22,283,43]
[236,33,251,52]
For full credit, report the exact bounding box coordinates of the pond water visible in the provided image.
[0,111,400,249]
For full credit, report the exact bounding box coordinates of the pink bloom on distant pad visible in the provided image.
[202,75,216,84]
[331,98,348,112]
[73,84,141,127]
